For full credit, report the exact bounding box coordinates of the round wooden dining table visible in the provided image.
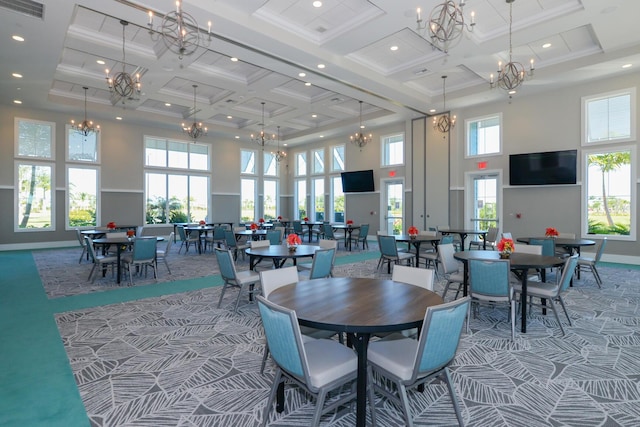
[394,234,440,265]
[268,277,443,427]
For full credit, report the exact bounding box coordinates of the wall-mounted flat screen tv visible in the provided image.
[509,149,577,186]
[341,169,375,192]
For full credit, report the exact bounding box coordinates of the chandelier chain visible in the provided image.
[183,84,207,141]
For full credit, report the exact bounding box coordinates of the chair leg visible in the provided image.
[311,389,328,427]
[217,283,228,308]
[260,345,270,375]
[510,300,516,341]
[397,382,414,427]
[261,369,282,427]
[547,299,566,336]
[443,368,464,427]
[591,265,602,288]
[556,295,572,325]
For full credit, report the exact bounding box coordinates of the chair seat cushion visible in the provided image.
[513,281,557,298]
[578,257,595,264]
[396,252,414,261]
[448,271,464,283]
[368,337,418,381]
[235,270,260,285]
[304,339,356,388]
[97,255,118,263]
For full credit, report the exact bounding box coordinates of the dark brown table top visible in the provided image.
[245,244,319,259]
[453,250,564,270]
[516,237,596,247]
[268,277,443,333]
[235,230,268,237]
[394,234,440,243]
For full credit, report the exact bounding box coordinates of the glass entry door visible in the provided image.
[469,174,499,232]
[382,179,404,235]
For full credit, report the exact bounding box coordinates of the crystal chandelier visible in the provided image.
[147,0,211,60]
[489,0,534,94]
[273,126,287,163]
[70,87,99,136]
[416,0,475,53]
[182,84,207,141]
[350,101,372,150]
[251,102,275,148]
[434,76,456,133]
[105,20,141,104]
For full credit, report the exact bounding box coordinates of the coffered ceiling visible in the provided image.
[2,0,639,146]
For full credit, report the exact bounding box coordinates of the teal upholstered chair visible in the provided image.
[214,248,261,313]
[156,232,174,274]
[121,237,158,286]
[224,229,248,261]
[367,297,470,427]
[266,229,281,245]
[514,255,579,336]
[257,295,374,427]
[468,259,516,341]
[176,225,199,254]
[322,223,344,248]
[298,247,335,280]
[377,234,414,274]
[349,223,369,250]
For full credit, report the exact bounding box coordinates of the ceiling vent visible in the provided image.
[0,0,44,19]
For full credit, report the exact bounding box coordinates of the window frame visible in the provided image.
[465,113,502,158]
[331,144,345,172]
[311,148,325,175]
[295,151,307,177]
[581,87,636,146]
[66,165,100,230]
[15,160,55,232]
[66,124,100,163]
[14,117,56,161]
[240,148,257,175]
[581,145,636,241]
[381,132,405,167]
[263,179,279,221]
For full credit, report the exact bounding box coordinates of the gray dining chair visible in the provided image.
[257,295,374,427]
[349,223,369,250]
[577,237,607,288]
[377,234,414,274]
[121,237,158,286]
[224,229,248,261]
[214,248,261,313]
[85,236,118,283]
[367,297,469,427]
[469,226,498,250]
[76,228,89,263]
[439,243,465,299]
[177,225,199,254]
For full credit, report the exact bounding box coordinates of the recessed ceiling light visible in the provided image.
[283,143,288,146]
[317,63,325,69]
[230,57,238,62]
[12,35,24,42]
[235,135,240,139]
[305,82,312,86]
[96,59,106,65]
[429,109,436,113]
[165,102,171,106]
[313,1,322,7]
[116,116,123,120]
[13,99,22,104]
[227,115,233,119]
[298,72,306,77]
[390,45,399,51]
[622,63,632,69]
[542,43,552,49]
[319,135,324,138]
[12,73,23,78]
[312,114,317,118]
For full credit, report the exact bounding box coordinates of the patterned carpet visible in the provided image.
[37,243,640,426]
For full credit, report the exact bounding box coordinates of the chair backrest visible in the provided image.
[558,255,579,292]
[233,226,246,233]
[260,266,299,297]
[319,239,338,250]
[485,227,499,242]
[85,236,97,262]
[136,225,144,237]
[529,238,555,256]
[413,297,470,379]
[419,230,437,237]
[440,235,454,245]
[358,224,369,240]
[256,296,308,382]
[76,228,86,247]
[392,265,434,290]
[266,230,281,245]
[322,223,335,239]
[108,231,127,238]
[516,244,542,255]
[468,259,511,299]
[292,221,303,233]
[132,237,157,262]
[558,232,576,239]
[274,226,285,242]
[437,243,459,275]
[378,234,400,258]
[251,239,270,248]
[159,232,174,255]
[502,232,513,239]
[595,237,607,262]
[308,248,336,279]
[214,248,239,282]
[177,225,188,241]
[224,230,238,248]
[212,226,226,240]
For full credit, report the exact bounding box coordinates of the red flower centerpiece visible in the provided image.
[346,219,354,225]
[408,226,419,238]
[259,218,265,223]
[126,229,135,240]
[303,217,309,222]
[199,220,206,226]
[545,227,559,238]
[250,223,258,232]
[106,221,116,230]
[497,238,515,258]
[286,233,301,251]
[277,215,282,221]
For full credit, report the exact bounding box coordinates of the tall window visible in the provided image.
[312,148,325,174]
[582,88,636,145]
[144,137,210,224]
[241,149,256,174]
[264,151,277,176]
[466,114,501,157]
[66,125,100,229]
[295,179,307,219]
[312,178,325,221]
[331,144,345,172]
[263,179,278,220]
[583,146,635,240]
[241,178,257,222]
[296,152,307,176]
[382,133,404,166]
[15,118,55,231]
[331,176,344,223]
